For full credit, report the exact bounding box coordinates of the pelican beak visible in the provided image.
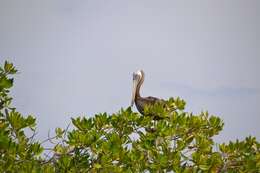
[131,78,138,107]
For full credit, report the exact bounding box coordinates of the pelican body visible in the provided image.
[131,70,163,115]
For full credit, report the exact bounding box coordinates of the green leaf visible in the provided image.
[94,163,102,169]
[4,61,17,74]
[30,142,43,155]
[0,76,13,90]
[55,127,64,138]
[26,115,36,128]
[199,164,210,171]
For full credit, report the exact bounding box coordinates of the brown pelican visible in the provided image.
[131,70,164,115]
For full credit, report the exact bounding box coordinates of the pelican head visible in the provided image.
[131,70,144,107]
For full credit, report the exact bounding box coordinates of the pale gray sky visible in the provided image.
[0,0,259,143]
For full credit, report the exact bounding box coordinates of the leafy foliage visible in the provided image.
[0,61,53,172]
[0,61,259,172]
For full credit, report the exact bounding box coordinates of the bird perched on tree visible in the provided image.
[131,70,164,115]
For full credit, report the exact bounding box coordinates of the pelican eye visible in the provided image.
[133,73,138,80]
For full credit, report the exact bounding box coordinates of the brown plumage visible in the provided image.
[131,70,164,115]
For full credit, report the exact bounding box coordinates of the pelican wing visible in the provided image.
[135,96,164,114]
[145,96,163,103]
